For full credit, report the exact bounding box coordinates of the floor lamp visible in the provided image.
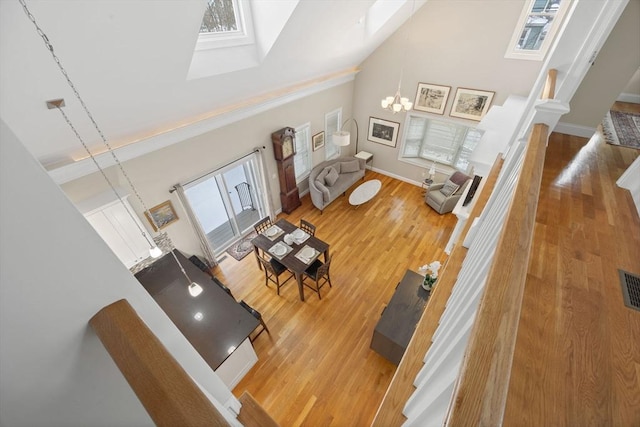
[333,118,359,156]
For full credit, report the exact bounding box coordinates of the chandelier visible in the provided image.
[381,82,413,113]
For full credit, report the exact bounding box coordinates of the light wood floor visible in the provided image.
[215,101,640,426]
[213,173,457,426]
[504,101,640,425]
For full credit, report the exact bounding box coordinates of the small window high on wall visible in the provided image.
[505,0,571,61]
[400,114,483,172]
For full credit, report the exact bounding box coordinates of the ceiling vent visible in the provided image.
[619,269,640,311]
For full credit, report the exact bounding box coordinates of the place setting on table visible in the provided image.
[251,219,329,301]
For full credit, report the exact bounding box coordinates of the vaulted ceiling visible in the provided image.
[0,0,424,170]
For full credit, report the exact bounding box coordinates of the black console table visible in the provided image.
[370,269,430,365]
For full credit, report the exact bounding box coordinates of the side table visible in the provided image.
[422,178,433,196]
[355,151,373,174]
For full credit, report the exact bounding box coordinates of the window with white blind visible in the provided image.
[401,114,483,171]
[294,123,311,183]
[324,108,342,160]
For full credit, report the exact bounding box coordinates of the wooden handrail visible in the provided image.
[237,391,281,427]
[372,154,504,427]
[542,68,558,100]
[90,299,231,427]
[446,123,549,426]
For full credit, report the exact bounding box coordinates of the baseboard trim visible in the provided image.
[553,122,596,138]
[370,167,422,187]
[617,92,640,104]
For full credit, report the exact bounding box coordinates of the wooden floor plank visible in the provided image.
[216,103,639,426]
[504,102,640,426]
[213,172,456,426]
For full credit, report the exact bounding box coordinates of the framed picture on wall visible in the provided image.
[449,88,495,121]
[368,117,400,147]
[312,131,325,151]
[145,200,179,231]
[414,83,451,114]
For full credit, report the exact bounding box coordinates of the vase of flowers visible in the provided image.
[418,261,441,292]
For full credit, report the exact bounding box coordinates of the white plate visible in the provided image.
[273,244,286,256]
[301,247,315,258]
[265,226,278,237]
[293,229,305,239]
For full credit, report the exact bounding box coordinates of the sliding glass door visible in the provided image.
[183,154,267,255]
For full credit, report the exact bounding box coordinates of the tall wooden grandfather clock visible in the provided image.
[272,127,301,214]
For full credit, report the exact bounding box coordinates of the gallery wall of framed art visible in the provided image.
[411,83,494,121]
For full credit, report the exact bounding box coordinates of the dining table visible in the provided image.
[251,218,330,301]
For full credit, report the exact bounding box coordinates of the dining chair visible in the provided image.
[211,276,234,299]
[256,254,294,295]
[239,300,270,342]
[302,252,333,299]
[253,216,273,234]
[253,216,273,264]
[299,219,316,236]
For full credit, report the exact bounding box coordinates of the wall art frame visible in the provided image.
[312,131,325,151]
[449,87,495,121]
[145,200,179,231]
[414,82,451,115]
[368,117,400,147]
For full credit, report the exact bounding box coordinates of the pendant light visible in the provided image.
[20,1,212,292]
[381,0,416,114]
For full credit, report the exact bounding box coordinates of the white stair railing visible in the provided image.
[395,1,631,423]
[402,129,528,426]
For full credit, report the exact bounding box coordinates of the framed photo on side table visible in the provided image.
[368,117,400,147]
[414,83,451,114]
[450,88,495,121]
[145,200,179,231]
[312,131,325,151]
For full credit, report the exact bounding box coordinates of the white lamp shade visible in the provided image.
[188,282,203,297]
[333,130,351,146]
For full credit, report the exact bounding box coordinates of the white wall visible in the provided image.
[61,82,354,259]
[622,67,640,96]
[352,0,542,183]
[0,120,236,427]
[560,0,640,128]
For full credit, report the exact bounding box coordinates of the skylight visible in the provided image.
[200,0,242,36]
[197,0,253,50]
[188,0,298,80]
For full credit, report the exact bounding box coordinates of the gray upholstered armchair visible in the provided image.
[425,171,471,214]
